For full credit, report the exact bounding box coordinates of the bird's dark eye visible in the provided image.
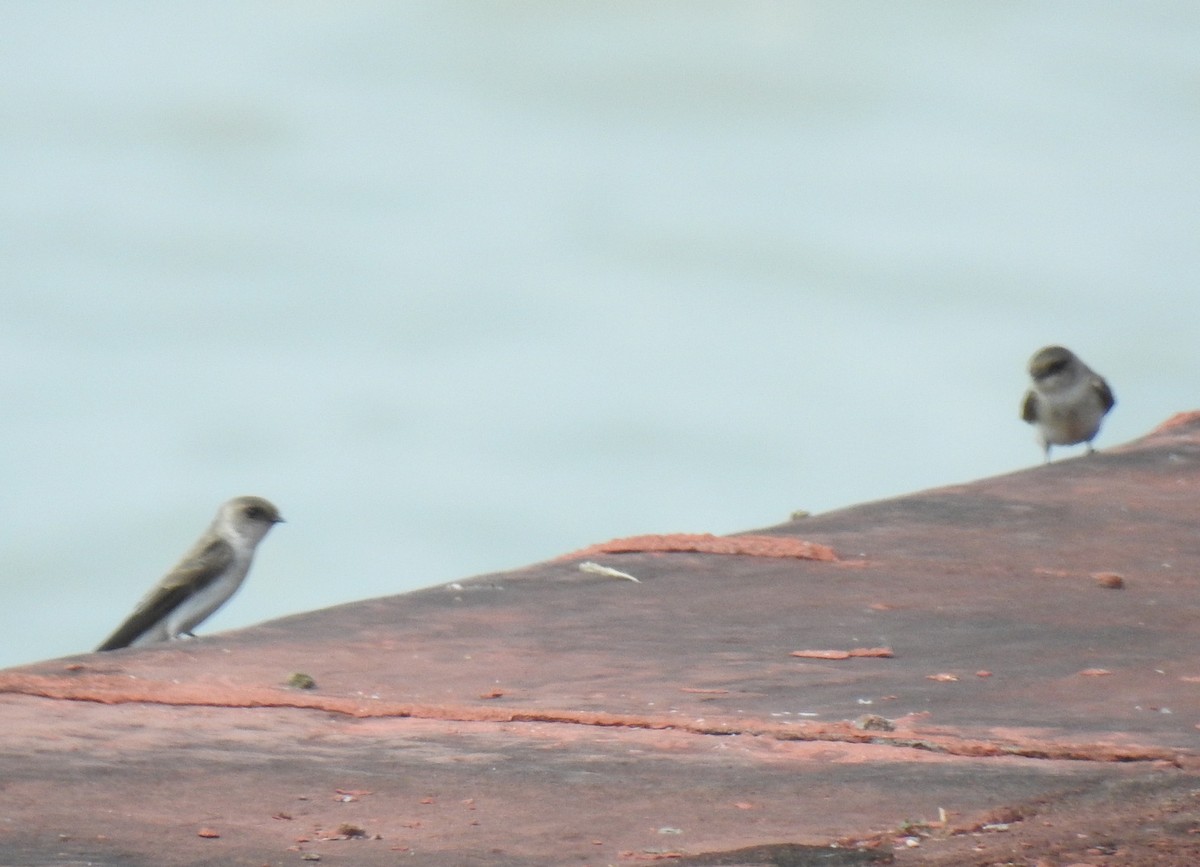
[245,505,265,520]
[1046,359,1067,375]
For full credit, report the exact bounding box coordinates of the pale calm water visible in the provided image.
[1,3,1198,670]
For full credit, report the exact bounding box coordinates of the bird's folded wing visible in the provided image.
[95,538,235,651]
[1020,389,1039,422]
[1091,376,1116,412]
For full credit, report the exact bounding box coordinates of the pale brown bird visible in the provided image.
[1020,346,1115,463]
[96,496,283,651]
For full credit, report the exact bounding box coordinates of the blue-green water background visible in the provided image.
[2,3,1197,669]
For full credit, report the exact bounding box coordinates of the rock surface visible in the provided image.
[3,413,1200,865]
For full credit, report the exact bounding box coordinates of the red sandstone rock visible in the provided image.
[3,414,1200,864]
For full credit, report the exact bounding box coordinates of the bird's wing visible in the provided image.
[95,538,235,651]
[1020,389,1040,423]
[1091,376,1116,412]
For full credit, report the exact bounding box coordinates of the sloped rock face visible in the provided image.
[3,413,1200,866]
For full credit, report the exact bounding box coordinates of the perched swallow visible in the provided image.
[96,496,283,651]
[1020,345,1115,463]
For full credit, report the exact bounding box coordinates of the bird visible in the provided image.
[1020,345,1115,463]
[95,496,283,651]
